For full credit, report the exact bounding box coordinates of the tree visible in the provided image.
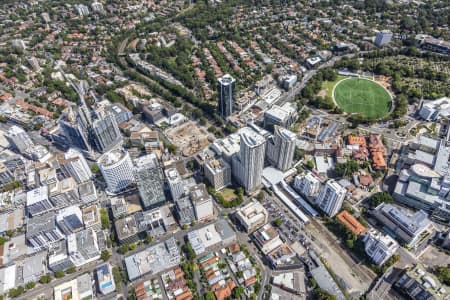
[183,242,196,261]
[25,281,36,290]
[54,270,65,278]
[8,286,25,298]
[306,159,315,170]
[369,192,393,208]
[101,250,111,261]
[433,266,450,285]
[39,275,52,284]
[232,286,245,299]
[273,218,282,227]
[90,164,100,174]
[204,291,215,300]
[100,208,110,229]
[66,266,76,274]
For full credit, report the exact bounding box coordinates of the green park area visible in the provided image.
[333,77,392,119]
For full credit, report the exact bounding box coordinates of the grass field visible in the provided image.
[321,75,347,98]
[219,188,237,202]
[333,78,392,119]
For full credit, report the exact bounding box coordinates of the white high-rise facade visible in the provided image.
[316,180,346,217]
[6,125,34,154]
[266,126,296,171]
[61,148,93,184]
[98,149,134,194]
[232,127,266,192]
[293,172,321,198]
[165,168,185,201]
[363,229,399,266]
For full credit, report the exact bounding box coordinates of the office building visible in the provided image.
[58,107,92,153]
[235,200,268,232]
[91,113,122,153]
[26,185,53,217]
[416,34,450,56]
[96,264,116,295]
[372,203,433,248]
[54,273,93,300]
[263,102,298,132]
[218,74,235,118]
[134,154,166,210]
[189,183,214,222]
[98,148,134,194]
[175,196,196,225]
[5,125,34,154]
[204,158,231,191]
[393,138,450,222]
[395,264,449,300]
[293,172,321,198]
[67,229,100,267]
[232,127,266,192]
[165,167,184,201]
[125,237,181,281]
[60,148,92,184]
[363,229,399,266]
[280,74,298,90]
[316,180,346,217]
[266,126,296,171]
[252,224,284,254]
[375,30,393,47]
[26,212,64,250]
[56,205,84,235]
[418,97,450,121]
[187,220,236,255]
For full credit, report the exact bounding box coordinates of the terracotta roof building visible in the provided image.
[337,210,367,235]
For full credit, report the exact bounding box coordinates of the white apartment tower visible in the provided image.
[61,148,93,184]
[363,229,399,266]
[232,127,266,192]
[316,180,346,217]
[293,172,321,198]
[266,126,296,171]
[98,149,134,194]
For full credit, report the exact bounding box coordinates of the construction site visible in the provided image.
[165,121,214,156]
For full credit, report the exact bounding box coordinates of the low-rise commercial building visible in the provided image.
[124,237,181,281]
[235,200,268,232]
[187,220,236,255]
[54,273,93,300]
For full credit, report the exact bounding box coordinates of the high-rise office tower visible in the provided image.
[6,125,34,154]
[134,154,166,210]
[218,74,235,118]
[60,148,93,184]
[91,113,122,153]
[98,148,134,194]
[58,106,92,153]
[165,167,185,201]
[266,126,296,171]
[316,180,346,217]
[232,127,266,192]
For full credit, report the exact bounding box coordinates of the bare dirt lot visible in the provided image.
[165,121,214,156]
